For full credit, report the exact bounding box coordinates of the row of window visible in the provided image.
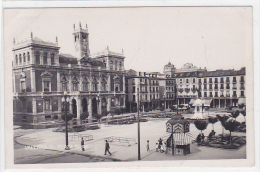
[15,52,30,65]
[103,60,123,71]
[179,83,245,90]
[35,52,55,65]
[178,76,245,84]
[200,91,245,98]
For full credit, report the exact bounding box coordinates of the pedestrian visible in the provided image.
[160,143,165,153]
[158,138,162,152]
[196,133,201,145]
[146,140,150,152]
[155,143,159,152]
[104,140,112,156]
[81,137,85,151]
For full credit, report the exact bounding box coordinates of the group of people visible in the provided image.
[146,138,168,154]
[196,130,216,145]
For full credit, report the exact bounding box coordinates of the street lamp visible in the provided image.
[163,94,166,116]
[202,103,204,116]
[61,91,70,150]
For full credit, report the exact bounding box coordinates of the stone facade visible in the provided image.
[13,23,126,124]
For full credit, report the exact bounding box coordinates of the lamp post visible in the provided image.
[137,88,141,160]
[163,94,166,115]
[61,91,70,150]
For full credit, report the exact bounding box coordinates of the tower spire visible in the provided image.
[79,22,82,28]
[13,38,15,44]
[73,24,75,30]
[31,32,33,40]
[56,36,58,43]
[86,23,88,28]
[107,46,109,50]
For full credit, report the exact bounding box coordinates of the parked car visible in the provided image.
[72,125,87,132]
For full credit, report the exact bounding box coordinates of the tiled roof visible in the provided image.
[59,54,78,64]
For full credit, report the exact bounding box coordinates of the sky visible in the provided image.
[4,7,252,73]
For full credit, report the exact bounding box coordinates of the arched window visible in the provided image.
[15,55,18,64]
[35,52,40,64]
[103,60,106,67]
[119,62,122,70]
[43,53,48,64]
[27,52,30,62]
[19,54,22,64]
[115,61,118,70]
[110,61,113,70]
[61,76,67,91]
[51,54,55,65]
[23,53,26,63]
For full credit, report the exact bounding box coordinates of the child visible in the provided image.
[155,143,159,152]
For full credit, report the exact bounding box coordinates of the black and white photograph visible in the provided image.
[2,5,257,170]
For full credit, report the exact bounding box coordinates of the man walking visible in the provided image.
[146,140,150,152]
[104,140,112,156]
[81,137,85,151]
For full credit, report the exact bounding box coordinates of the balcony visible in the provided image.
[232,81,237,84]
[233,95,237,98]
[203,89,207,91]
[214,88,219,91]
[232,87,237,90]
[240,80,245,83]
[209,82,213,84]
[214,81,218,83]
[226,81,230,84]
[209,89,213,91]
[220,80,224,83]
[226,94,230,97]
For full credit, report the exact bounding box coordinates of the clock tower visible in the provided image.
[73,22,90,59]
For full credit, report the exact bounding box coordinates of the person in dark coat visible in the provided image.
[81,137,85,151]
[104,140,112,156]
[158,138,163,151]
[196,134,201,145]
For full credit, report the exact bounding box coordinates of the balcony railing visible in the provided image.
[240,87,245,90]
[233,95,237,98]
[232,87,237,90]
[240,80,245,83]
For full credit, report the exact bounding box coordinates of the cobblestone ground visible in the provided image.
[14,114,246,163]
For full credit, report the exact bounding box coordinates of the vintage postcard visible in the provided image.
[3,5,256,170]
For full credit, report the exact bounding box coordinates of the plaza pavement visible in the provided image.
[15,114,246,163]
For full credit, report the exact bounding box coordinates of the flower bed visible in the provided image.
[200,134,246,149]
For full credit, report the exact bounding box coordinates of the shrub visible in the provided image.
[232,110,240,119]
[223,118,240,145]
[208,116,218,130]
[194,119,208,134]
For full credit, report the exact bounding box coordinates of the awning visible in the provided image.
[172,132,195,145]
[238,98,246,105]
[192,98,212,107]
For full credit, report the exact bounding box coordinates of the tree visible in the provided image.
[61,113,73,122]
[208,116,218,131]
[241,110,246,122]
[217,114,230,135]
[80,111,89,124]
[194,119,208,134]
[223,118,240,145]
[232,110,240,120]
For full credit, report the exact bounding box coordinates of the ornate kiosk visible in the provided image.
[166,115,194,156]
